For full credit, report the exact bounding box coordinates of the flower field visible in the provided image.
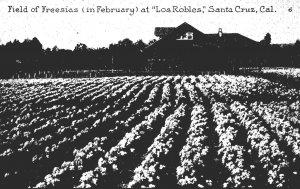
[0,75,299,188]
[260,68,300,79]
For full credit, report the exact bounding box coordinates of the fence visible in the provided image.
[10,70,229,79]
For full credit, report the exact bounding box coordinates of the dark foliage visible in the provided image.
[0,38,147,78]
[0,34,299,78]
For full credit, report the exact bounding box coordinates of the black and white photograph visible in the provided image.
[0,0,300,188]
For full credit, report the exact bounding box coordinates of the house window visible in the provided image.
[177,32,193,40]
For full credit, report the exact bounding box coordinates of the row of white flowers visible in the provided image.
[111,76,154,111]
[176,104,210,187]
[35,137,107,188]
[159,78,173,105]
[0,78,125,160]
[1,74,299,187]
[126,82,163,127]
[198,74,295,187]
[91,77,136,103]
[77,104,170,188]
[198,74,294,187]
[0,77,118,155]
[183,81,202,105]
[212,102,252,188]
[261,101,300,129]
[215,75,299,102]
[1,77,144,182]
[34,77,168,188]
[127,103,187,188]
[31,77,145,162]
[144,76,173,106]
[261,68,300,79]
[2,78,71,107]
[174,83,186,107]
[197,74,296,105]
[1,79,85,130]
[250,101,300,157]
[76,80,175,188]
[124,77,172,131]
[230,101,290,187]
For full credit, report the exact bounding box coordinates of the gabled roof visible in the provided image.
[144,22,259,52]
[206,33,258,47]
[145,22,206,51]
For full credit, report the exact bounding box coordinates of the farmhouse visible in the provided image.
[143,22,259,71]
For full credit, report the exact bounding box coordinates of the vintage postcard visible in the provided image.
[0,0,299,188]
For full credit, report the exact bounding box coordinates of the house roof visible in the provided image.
[145,22,205,51]
[206,33,258,47]
[144,22,258,52]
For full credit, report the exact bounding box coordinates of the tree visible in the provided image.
[258,33,272,70]
[74,43,88,52]
[134,39,147,51]
[295,39,300,48]
[52,45,59,52]
[118,38,133,48]
[73,43,89,69]
[260,33,271,46]
[19,37,44,71]
[294,39,300,67]
[31,37,43,50]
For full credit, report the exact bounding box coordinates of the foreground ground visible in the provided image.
[0,75,300,188]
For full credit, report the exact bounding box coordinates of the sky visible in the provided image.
[0,0,299,49]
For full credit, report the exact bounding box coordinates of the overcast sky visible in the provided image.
[0,0,299,49]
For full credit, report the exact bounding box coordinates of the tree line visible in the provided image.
[0,34,300,78]
[0,37,157,78]
[258,34,300,69]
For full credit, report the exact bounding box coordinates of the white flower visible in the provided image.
[112,164,118,171]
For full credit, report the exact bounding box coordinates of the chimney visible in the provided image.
[218,28,222,37]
